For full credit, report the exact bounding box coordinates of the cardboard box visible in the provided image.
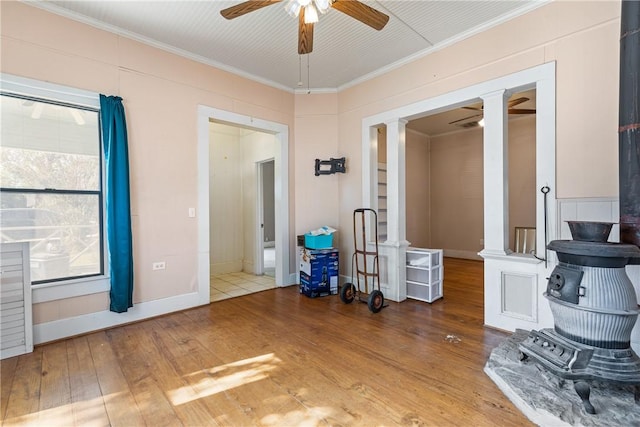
[299,248,339,298]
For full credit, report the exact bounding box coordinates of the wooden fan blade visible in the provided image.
[508,97,529,108]
[331,0,389,31]
[298,9,314,54]
[508,108,536,114]
[220,0,282,20]
[448,113,482,125]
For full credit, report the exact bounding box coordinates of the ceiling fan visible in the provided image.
[220,0,390,54]
[449,97,536,128]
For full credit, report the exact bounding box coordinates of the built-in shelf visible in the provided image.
[377,163,387,241]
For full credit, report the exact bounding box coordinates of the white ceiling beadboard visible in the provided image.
[31,0,545,92]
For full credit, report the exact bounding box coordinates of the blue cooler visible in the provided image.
[304,232,333,249]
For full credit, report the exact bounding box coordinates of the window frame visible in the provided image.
[1,73,110,303]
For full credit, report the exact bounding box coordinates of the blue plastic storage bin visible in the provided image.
[304,232,333,249]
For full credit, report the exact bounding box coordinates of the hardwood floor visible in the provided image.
[1,258,532,426]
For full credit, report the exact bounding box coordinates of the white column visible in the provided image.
[386,119,408,243]
[383,119,409,302]
[480,90,510,256]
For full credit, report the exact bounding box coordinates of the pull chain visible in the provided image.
[307,54,311,94]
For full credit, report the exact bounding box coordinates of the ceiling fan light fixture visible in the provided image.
[304,4,319,23]
[221,0,390,55]
[284,0,301,17]
[314,0,331,13]
[286,0,327,20]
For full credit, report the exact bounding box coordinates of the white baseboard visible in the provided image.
[210,260,243,275]
[288,272,297,286]
[243,260,255,274]
[33,291,206,345]
[444,249,483,261]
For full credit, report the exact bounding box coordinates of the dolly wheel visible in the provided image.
[340,283,356,304]
[368,290,384,313]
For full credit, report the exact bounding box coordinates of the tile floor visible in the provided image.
[210,271,277,302]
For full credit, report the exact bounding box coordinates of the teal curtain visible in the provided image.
[100,95,134,313]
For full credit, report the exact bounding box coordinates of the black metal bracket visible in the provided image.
[315,157,346,176]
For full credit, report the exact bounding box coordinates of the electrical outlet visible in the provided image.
[152,261,166,270]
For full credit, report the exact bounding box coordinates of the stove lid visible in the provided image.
[548,240,640,258]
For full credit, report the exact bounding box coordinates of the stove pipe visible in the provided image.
[619,0,640,257]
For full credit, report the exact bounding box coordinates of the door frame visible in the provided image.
[255,158,275,275]
[197,106,291,299]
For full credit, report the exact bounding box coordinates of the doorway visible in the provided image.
[361,63,556,333]
[258,159,276,277]
[402,89,537,258]
[196,106,291,304]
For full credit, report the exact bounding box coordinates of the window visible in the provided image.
[0,93,104,284]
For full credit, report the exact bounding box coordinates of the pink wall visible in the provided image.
[430,127,484,255]
[335,0,621,260]
[1,1,297,324]
[429,117,536,257]
[405,130,431,248]
[508,117,537,248]
[1,0,625,334]
[293,93,340,241]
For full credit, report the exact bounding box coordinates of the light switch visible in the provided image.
[188,208,196,218]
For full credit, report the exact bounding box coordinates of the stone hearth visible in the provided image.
[484,330,640,426]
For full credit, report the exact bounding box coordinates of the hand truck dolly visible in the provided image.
[339,208,385,313]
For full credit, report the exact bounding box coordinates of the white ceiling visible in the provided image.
[32,0,544,93]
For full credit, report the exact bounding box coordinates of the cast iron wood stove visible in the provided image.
[519,221,640,414]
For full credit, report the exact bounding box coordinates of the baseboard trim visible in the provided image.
[210,260,243,275]
[243,260,255,274]
[444,249,483,261]
[33,291,206,345]
[288,272,297,286]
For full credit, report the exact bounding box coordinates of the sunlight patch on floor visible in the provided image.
[261,406,336,427]
[168,353,282,406]
[2,394,113,427]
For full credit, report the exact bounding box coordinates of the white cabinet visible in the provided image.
[1,243,33,359]
[406,247,443,303]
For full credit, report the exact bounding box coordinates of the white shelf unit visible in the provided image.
[377,163,387,241]
[406,247,443,303]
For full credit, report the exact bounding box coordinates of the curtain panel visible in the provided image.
[100,95,134,313]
